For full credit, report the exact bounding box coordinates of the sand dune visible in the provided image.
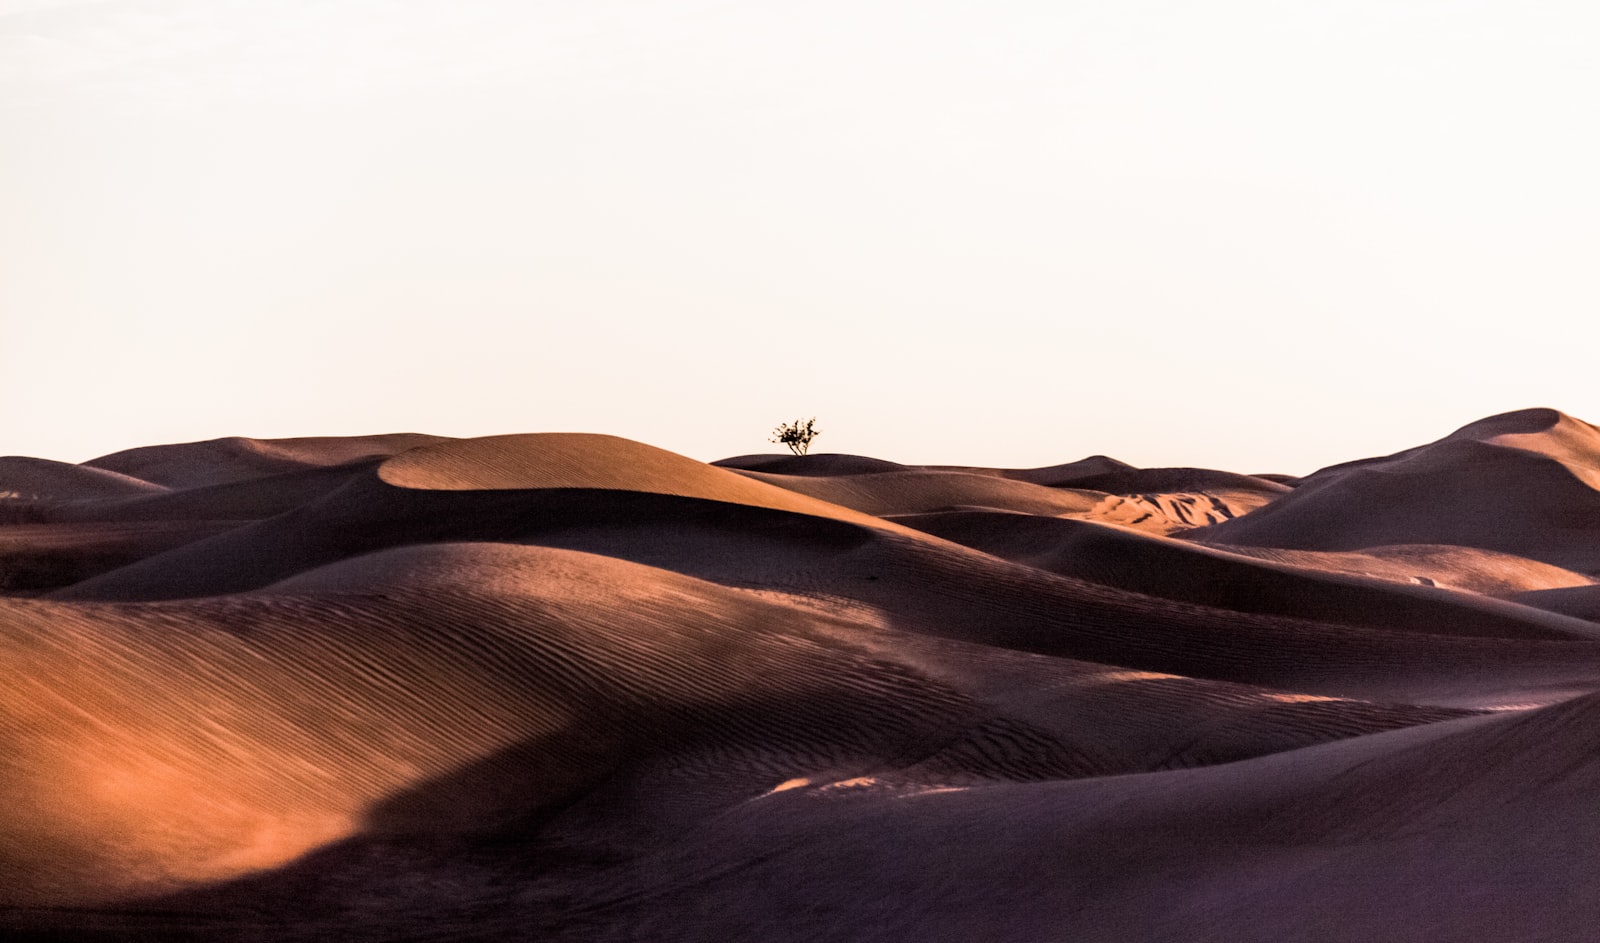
[1189,408,1600,572]
[0,456,168,502]
[730,467,1107,517]
[895,510,1600,640]
[1506,584,1600,621]
[85,433,449,490]
[0,521,244,594]
[44,461,392,524]
[6,411,1600,939]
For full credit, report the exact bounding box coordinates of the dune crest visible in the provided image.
[376,432,899,526]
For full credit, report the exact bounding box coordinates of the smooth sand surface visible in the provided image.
[6,410,1600,940]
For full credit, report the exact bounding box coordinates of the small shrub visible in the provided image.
[771,418,821,456]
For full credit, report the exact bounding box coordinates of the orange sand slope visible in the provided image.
[6,410,1600,940]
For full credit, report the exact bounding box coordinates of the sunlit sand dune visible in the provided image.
[6,410,1600,939]
[1190,408,1600,572]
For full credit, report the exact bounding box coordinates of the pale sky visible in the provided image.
[3,1,1597,475]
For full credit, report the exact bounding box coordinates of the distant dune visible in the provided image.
[1188,407,1600,570]
[5,410,1600,940]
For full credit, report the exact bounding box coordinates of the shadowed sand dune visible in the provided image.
[0,521,245,594]
[84,434,450,490]
[0,456,168,501]
[894,510,1600,640]
[1507,584,1600,621]
[7,413,1600,939]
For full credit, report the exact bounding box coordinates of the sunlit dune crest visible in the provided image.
[1086,669,1184,684]
[7,409,1600,939]
[765,777,813,795]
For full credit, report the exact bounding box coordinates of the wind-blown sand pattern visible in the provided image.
[6,408,1600,940]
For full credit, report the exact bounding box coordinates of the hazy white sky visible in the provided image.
[3,0,1597,474]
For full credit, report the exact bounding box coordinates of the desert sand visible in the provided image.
[5,408,1600,940]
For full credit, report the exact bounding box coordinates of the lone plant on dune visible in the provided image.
[771,418,821,456]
